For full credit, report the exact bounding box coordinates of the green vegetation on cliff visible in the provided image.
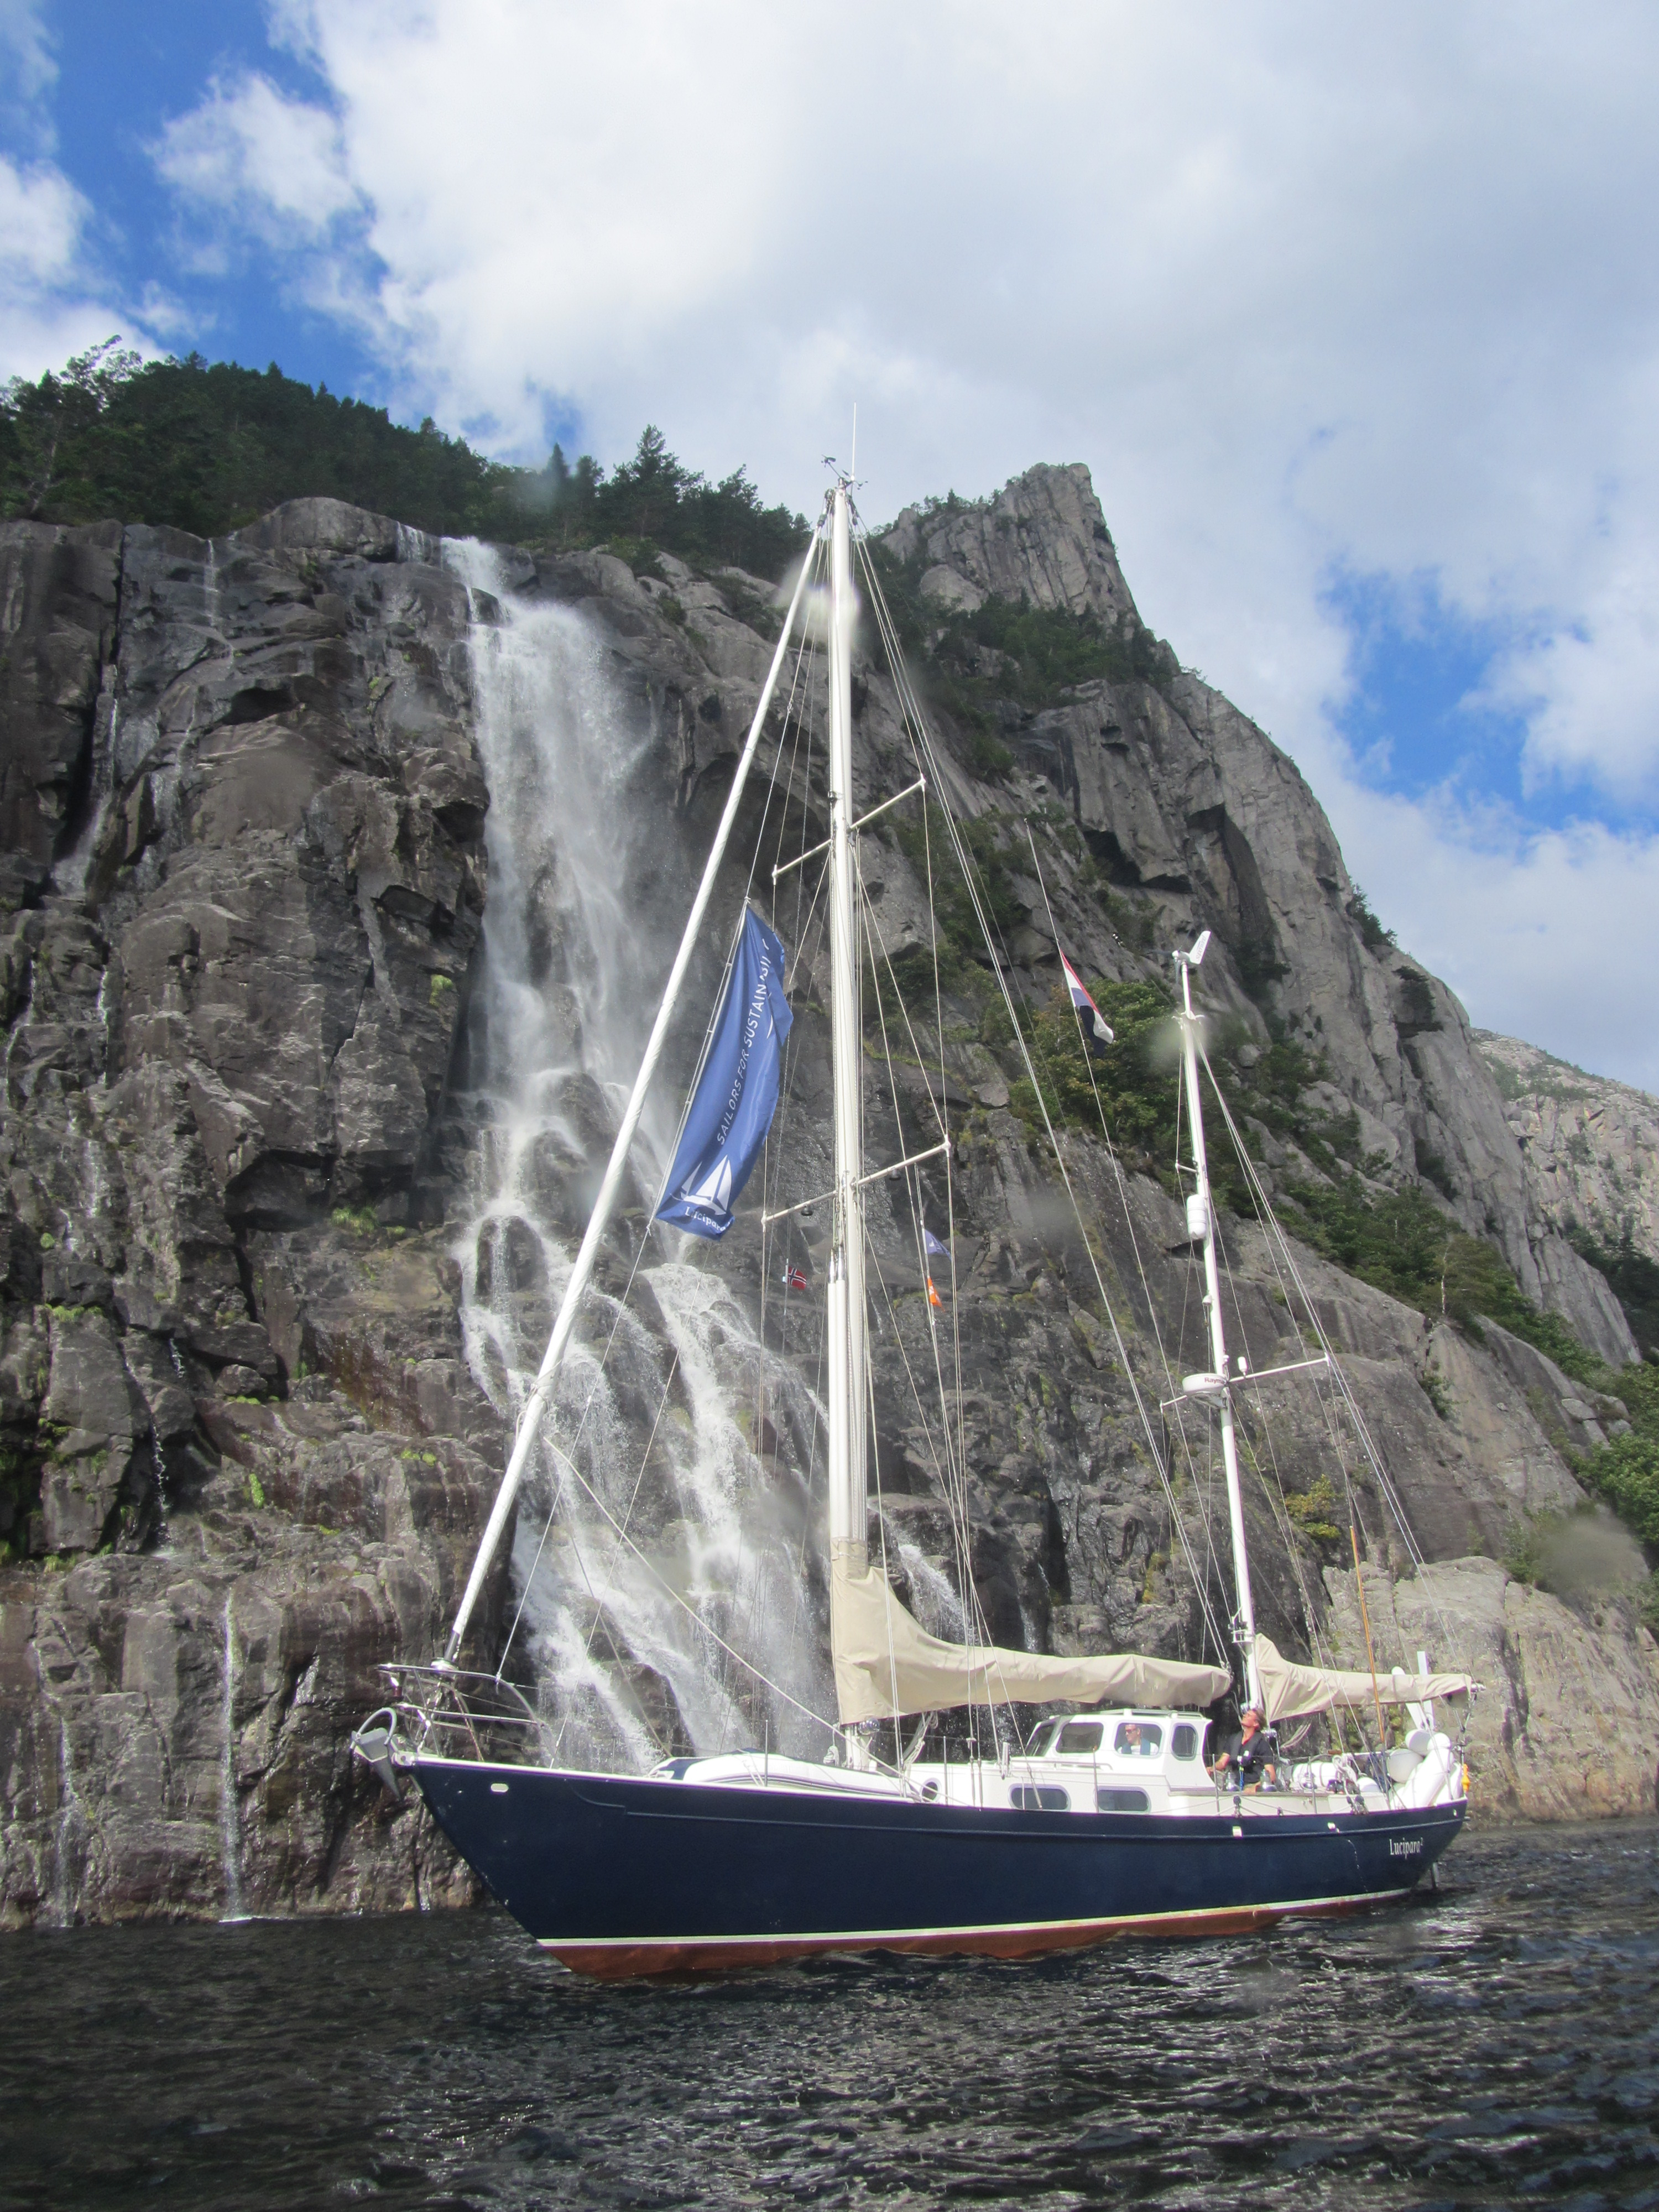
[514,425,807,577]
[1567,1228,1659,1358]
[0,344,807,576]
[866,541,1181,778]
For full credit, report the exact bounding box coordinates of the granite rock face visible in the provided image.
[1,468,1653,1926]
[1323,1556,1659,1822]
[878,497,1638,1366]
[884,462,1139,625]
[1477,1030,1659,1282]
[0,504,504,1924]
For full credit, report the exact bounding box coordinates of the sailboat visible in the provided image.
[353,476,1477,1978]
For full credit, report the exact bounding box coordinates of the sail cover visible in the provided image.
[831,1554,1233,1722]
[656,911,792,1238]
[1254,1634,1477,1724]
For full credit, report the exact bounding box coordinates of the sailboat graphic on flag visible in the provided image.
[1060,952,1114,1056]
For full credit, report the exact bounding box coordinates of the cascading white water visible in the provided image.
[219,1592,246,1921]
[898,1541,968,1640]
[445,544,831,1768]
[52,1719,86,1926]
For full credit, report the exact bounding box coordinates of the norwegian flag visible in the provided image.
[1060,952,1114,1056]
[780,1265,808,1292]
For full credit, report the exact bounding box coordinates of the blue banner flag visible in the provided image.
[924,1229,950,1258]
[656,911,794,1239]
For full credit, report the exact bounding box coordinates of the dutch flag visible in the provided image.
[1061,952,1114,1056]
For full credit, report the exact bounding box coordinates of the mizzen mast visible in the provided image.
[1173,931,1262,1710]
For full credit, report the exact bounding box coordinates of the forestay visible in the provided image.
[831,1554,1233,1722]
[1254,1633,1476,1724]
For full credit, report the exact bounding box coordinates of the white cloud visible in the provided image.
[140,0,1659,1087]
[152,73,361,252]
[0,150,157,383]
[0,4,164,382]
[1491,554,1659,802]
[0,155,85,286]
[1296,733,1659,1092]
[0,0,55,130]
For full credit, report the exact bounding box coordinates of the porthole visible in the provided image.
[1011,1785,1070,1812]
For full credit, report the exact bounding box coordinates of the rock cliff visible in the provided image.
[1,465,1654,1926]
[884,469,1637,1368]
[1477,1031,1659,1284]
[0,505,504,1922]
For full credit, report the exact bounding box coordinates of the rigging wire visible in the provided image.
[1016,821,1232,1660]
[1198,1041,1477,1692]
[505,474,1473,1777]
[495,526,830,1712]
[854,517,1232,1677]
[539,1429,833,1739]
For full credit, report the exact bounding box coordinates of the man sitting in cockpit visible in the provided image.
[1113,1719,1161,1757]
[1212,1705,1277,1788]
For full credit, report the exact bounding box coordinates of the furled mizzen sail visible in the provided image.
[656,911,792,1238]
[831,1556,1233,1722]
[1254,1634,1477,1724]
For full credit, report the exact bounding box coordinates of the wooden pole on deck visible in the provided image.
[1350,1522,1389,1760]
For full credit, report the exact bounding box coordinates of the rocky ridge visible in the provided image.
[1477,1030,1659,1287]
[0,465,1655,1927]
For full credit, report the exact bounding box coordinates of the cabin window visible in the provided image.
[1056,1722,1104,1756]
[1096,1787,1151,1813]
[1011,1785,1070,1812]
[1113,1721,1162,1756]
[1172,1724,1198,1761]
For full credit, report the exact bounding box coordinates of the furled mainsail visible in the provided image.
[830,1554,1233,1722]
[1254,1633,1477,1724]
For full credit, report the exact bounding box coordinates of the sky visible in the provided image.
[4,1,1657,1092]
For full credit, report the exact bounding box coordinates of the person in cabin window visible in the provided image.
[1114,1720,1157,1756]
[1212,1705,1277,1788]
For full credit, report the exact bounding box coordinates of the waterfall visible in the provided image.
[898,1541,968,1640]
[219,1593,246,1922]
[51,1718,86,1926]
[445,544,831,1770]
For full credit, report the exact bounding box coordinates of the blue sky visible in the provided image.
[5,1,1658,1088]
[1324,578,1542,831]
[23,0,371,393]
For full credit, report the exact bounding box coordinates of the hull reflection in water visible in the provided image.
[413,1757,1466,1979]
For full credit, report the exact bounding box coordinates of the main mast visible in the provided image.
[825,482,868,1583]
[1174,933,1261,1710]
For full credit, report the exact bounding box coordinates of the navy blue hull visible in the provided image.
[414,1759,1466,1978]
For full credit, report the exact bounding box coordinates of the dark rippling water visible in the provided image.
[3,1819,1657,2211]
